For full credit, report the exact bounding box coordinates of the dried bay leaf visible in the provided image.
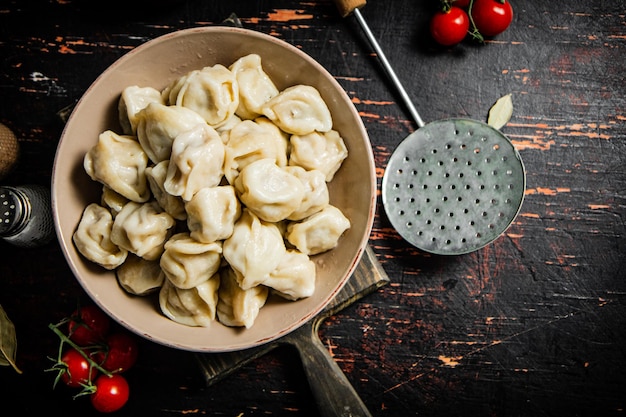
[487,93,513,130]
[0,304,22,374]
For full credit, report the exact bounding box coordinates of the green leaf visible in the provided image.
[0,304,22,374]
[487,93,513,130]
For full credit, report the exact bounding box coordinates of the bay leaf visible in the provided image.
[487,93,513,130]
[0,304,22,374]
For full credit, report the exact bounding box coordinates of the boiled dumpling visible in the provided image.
[110,201,175,261]
[135,102,207,164]
[265,249,316,301]
[118,85,164,135]
[158,274,220,327]
[116,254,164,296]
[73,203,128,270]
[222,209,286,290]
[100,186,129,218]
[164,124,225,201]
[284,166,329,221]
[162,64,238,128]
[217,266,269,329]
[185,186,241,243]
[84,130,150,203]
[289,129,348,182]
[222,118,289,185]
[229,54,279,120]
[145,161,187,221]
[160,232,223,290]
[261,84,332,135]
[234,158,304,223]
[285,205,350,255]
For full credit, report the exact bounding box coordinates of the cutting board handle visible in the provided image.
[333,0,366,17]
[287,320,373,417]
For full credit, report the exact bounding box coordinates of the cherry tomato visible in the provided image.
[68,304,111,346]
[471,0,513,37]
[92,332,139,373]
[60,348,98,388]
[430,6,470,46]
[453,0,471,7]
[90,374,130,413]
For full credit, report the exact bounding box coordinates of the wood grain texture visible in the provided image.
[0,0,625,416]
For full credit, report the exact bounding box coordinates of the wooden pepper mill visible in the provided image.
[0,123,20,180]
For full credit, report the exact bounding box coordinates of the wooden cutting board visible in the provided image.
[195,245,389,417]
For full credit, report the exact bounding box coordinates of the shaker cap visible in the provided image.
[0,186,28,236]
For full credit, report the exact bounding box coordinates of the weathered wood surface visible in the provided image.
[1,0,625,415]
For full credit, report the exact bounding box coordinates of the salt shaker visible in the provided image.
[0,184,55,248]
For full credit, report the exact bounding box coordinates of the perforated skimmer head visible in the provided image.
[382,118,525,255]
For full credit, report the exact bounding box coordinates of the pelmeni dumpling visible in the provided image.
[229,54,279,120]
[118,85,164,135]
[164,124,225,201]
[73,203,128,270]
[289,129,348,182]
[160,233,223,290]
[284,166,329,221]
[162,64,238,128]
[217,266,269,329]
[185,186,241,243]
[265,249,316,301]
[116,254,164,296]
[222,209,286,290]
[101,186,129,218]
[159,274,220,327]
[135,102,207,164]
[84,130,150,203]
[223,118,289,185]
[261,84,332,135]
[110,201,175,261]
[285,205,350,255]
[234,158,304,223]
[145,161,187,221]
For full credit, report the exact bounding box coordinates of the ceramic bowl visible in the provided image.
[52,26,375,352]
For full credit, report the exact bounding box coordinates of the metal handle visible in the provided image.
[332,0,425,128]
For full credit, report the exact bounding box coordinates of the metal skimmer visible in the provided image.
[336,0,526,255]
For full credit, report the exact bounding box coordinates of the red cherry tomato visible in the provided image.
[453,0,471,8]
[92,332,139,373]
[60,348,97,388]
[68,304,111,346]
[471,0,513,37]
[90,374,130,413]
[430,6,470,46]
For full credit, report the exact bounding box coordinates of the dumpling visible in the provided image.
[158,274,220,327]
[164,123,225,201]
[265,249,316,301]
[284,166,329,221]
[110,201,175,261]
[222,118,289,185]
[229,54,279,120]
[285,205,350,255]
[222,209,286,290]
[73,203,128,270]
[145,161,187,221]
[234,158,304,223]
[83,130,150,203]
[216,266,269,329]
[100,186,129,218]
[289,129,348,182]
[185,186,241,243]
[261,84,332,135]
[118,85,163,135]
[160,233,223,290]
[116,254,164,296]
[162,64,238,128]
[135,102,207,164]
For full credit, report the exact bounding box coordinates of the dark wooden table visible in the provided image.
[1,0,625,415]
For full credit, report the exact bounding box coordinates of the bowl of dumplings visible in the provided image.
[52,26,376,352]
